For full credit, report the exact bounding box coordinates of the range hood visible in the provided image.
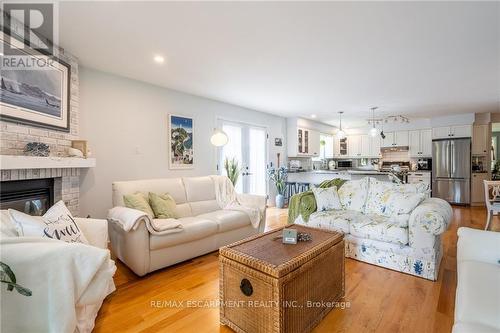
[381,146,409,153]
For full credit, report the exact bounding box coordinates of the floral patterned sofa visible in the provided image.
[293,177,453,280]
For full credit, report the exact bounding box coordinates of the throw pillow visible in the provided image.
[123,192,155,217]
[312,186,342,211]
[338,178,369,212]
[149,192,177,219]
[9,200,89,244]
[384,192,426,216]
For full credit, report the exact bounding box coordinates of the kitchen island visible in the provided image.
[287,169,393,186]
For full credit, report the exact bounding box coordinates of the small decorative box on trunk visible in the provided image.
[219,224,345,333]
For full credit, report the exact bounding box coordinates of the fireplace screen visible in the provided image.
[0,178,54,216]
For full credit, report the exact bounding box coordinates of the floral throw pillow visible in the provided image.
[312,186,342,211]
[338,178,369,212]
[9,200,88,244]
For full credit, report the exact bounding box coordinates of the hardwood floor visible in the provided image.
[94,206,498,333]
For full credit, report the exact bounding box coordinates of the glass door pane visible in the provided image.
[248,127,267,195]
[221,123,243,193]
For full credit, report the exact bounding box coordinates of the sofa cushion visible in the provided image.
[455,261,500,331]
[189,200,221,216]
[197,210,251,232]
[350,214,409,245]
[312,186,342,211]
[149,217,218,250]
[183,176,216,202]
[338,178,369,212]
[305,209,364,234]
[365,179,425,217]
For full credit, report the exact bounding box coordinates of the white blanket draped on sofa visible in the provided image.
[0,237,116,333]
[210,175,262,229]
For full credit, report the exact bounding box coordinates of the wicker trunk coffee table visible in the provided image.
[219,224,345,333]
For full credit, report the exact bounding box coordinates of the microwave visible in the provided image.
[336,160,353,169]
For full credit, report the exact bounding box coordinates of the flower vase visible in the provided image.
[275,194,285,208]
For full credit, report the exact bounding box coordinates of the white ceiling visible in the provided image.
[58,1,500,129]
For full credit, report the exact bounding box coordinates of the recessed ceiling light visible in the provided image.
[311,114,317,118]
[153,55,165,64]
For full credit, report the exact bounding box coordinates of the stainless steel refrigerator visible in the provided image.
[432,138,471,204]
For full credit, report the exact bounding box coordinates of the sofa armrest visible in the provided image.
[457,227,500,265]
[409,198,453,235]
[237,194,267,232]
[107,206,149,232]
[76,218,108,250]
[408,198,452,251]
[237,193,266,211]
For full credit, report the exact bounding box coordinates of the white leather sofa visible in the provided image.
[453,227,500,333]
[108,176,266,276]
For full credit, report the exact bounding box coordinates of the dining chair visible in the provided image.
[483,180,500,230]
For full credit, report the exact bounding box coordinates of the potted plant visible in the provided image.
[267,166,288,208]
[224,157,241,186]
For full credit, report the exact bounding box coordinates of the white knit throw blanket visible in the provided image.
[210,175,261,229]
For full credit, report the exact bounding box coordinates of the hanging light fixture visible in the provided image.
[369,106,378,137]
[210,128,229,147]
[336,111,346,139]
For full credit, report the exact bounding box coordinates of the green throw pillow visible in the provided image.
[148,192,176,219]
[123,192,155,217]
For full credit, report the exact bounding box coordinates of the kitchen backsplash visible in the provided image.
[381,151,411,162]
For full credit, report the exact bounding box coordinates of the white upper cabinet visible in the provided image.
[432,125,472,139]
[348,135,362,157]
[381,131,408,147]
[472,124,489,155]
[360,135,372,156]
[371,136,382,157]
[420,129,432,156]
[409,129,432,157]
[381,132,394,148]
[287,127,320,157]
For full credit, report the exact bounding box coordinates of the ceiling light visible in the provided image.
[153,55,165,64]
[368,107,378,137]
[336,111,346,139]
[311,114,317,119]
[210,128,229,147]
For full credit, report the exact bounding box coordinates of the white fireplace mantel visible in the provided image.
[0,155,96,170]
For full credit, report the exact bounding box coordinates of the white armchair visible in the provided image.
[0,211,116,333]
[453,227,500,333]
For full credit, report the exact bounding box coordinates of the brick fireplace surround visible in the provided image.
[0,13,83,216]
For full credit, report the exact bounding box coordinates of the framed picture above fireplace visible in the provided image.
[0,31,71,132]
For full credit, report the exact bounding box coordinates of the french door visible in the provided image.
[218,119,267,195]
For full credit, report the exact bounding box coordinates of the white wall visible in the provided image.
[79,67,286,218]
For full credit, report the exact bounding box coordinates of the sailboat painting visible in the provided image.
[169,115,194,169]
[0,32,70,132]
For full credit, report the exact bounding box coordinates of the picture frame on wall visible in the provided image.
[0,30,71,132]
[168,114,194,169]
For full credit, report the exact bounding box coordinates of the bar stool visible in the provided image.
[296,182,310,193]
[284,182,297,205]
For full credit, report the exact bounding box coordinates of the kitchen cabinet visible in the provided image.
[471,172,489,205]
[348,135,362,157]
[472,124,489,156]
[320,133,334,159]
[409,129,432,157]
[287,127,320,157]
[381,131,409,147]
[408,172,431,189]
[371,136,382,157]
[432,125,472,139]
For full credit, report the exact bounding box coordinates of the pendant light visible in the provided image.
[336,111,346,139]
[369,107,378,137]
[210,128,229,147]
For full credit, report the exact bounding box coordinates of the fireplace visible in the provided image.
[0,178,54,215]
